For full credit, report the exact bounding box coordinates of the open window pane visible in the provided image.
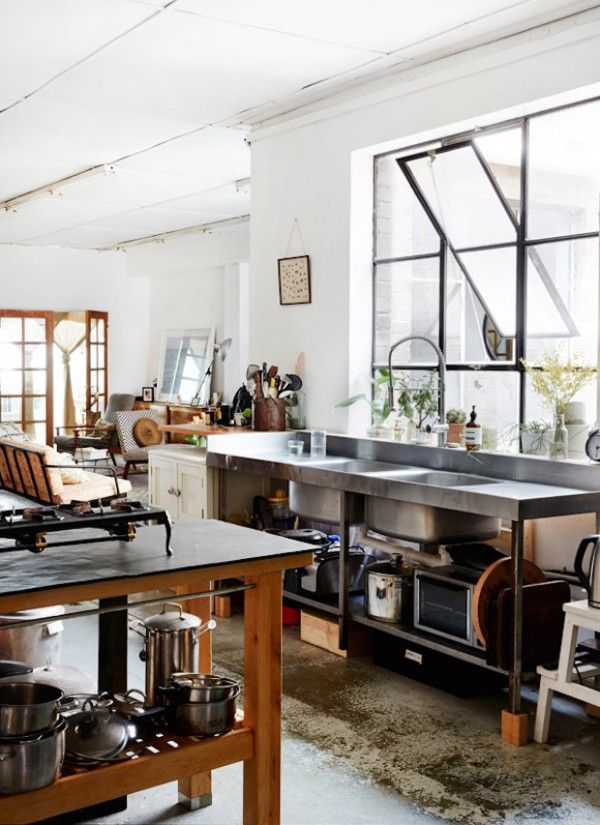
[528,100,600,240]
[446,371,519,451]
[403,146,517,248]
[457,246,517,338]
[375,154,439,259]
[445,253,514,364]
[474,128,522,219]
[526,237,598,362]
[374,259,439,364]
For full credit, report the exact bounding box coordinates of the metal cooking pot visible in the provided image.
[165,673,239,704]
[0,606,65,669]
[365,557,415,623]
[65,699,134,763]
[166,685,240,737]
[136,602,216,708]
[0,717,66,795]
[0,682,63,737]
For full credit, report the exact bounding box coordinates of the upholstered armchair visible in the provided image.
[115,409,164,479]
[54,393,135,463]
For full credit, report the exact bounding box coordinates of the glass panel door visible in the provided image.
[85,311,108,421]
[0,311,53,444]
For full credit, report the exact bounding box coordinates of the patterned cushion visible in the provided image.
[115,410,163,460]
[0,423,30,441]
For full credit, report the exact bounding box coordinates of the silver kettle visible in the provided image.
[136,602,215,707]
[575,535,600,608]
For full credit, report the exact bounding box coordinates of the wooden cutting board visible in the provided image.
[471,557,546,646]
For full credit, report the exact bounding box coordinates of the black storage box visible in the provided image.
[372,631,507,698]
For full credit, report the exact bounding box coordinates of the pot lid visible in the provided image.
[144,602,200,632]
[366,558,414,578]
[66,704,130,760]
[279,528,329,546]
[2,666,97,695]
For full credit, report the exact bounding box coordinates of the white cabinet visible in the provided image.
[148,446,217,522]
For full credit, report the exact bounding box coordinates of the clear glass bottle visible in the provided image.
[553,413,569,460]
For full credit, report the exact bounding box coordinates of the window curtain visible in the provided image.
[53,317,86,429]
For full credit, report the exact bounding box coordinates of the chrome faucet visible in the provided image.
[387,335,447,446]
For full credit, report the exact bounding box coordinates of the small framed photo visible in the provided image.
[142,386,155,403]
[278,255,311,305]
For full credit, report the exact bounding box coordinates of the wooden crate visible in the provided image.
[300,610,372,658]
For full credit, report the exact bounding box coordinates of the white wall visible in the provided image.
[126,225,250,399]
[249,23,600,432]
[0,244,149,395]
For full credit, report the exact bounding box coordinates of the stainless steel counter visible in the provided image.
[206,432,600,521]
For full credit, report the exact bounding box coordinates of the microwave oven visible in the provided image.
[413,567,483,649]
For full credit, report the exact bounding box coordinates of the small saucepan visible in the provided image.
[0,682,63,737]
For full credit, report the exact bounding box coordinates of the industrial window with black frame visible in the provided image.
[373,95,600,450]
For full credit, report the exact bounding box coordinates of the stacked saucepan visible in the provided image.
[0,682,66,794]
[158,673,240,736]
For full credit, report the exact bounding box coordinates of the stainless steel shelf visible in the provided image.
[283,590,340,616]
[349,596,504,673]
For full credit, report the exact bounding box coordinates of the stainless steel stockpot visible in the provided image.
[0,682,63,737]
[365,557,415,623]
[168,685,240,737]
[0,717,66,795]
[136,603,215,707]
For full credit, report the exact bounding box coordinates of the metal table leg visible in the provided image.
[502,520,528,745]
[338,491,350,650]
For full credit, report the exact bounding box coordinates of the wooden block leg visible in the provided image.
[243,570,282,825]
[534,679,554,743]
[175,582,213,810]
[501,709,529,746]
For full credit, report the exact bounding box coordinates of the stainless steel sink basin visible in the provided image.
[307,459,407,474]
[289,481,364,525]
[365,496,501,544]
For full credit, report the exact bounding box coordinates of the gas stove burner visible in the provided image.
[110,500,145,513]
[22,507,63,522]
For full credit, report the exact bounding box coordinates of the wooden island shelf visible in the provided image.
[0,520,313,825]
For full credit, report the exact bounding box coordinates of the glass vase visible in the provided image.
[552,413,569,460]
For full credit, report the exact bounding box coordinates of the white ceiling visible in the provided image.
[0,0,594,250]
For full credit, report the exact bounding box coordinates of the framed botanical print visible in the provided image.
[278,255,311,305]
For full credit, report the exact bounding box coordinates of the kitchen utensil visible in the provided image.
[165,674,239,704]
[0,661,32,680]
[471,557,546,645]
[0,682,63,737]
[0,605,65,668]
[65,699,132,762]
[281,373,302,392]
[365,557,415,623]
[0,717,66,795]
[245,364,260,382]
[165,685,240,737]
[575,534,600,608]
[267,365,279,380]
[262,362,268,397]
[137,603,216,707]
[112,689,163,720]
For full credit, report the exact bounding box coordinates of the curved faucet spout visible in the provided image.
[387,335,446,431]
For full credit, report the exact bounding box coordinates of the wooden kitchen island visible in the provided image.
[0,520,313,825]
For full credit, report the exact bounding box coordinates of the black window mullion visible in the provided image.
[439,238,446,358]
[516,119,529,428]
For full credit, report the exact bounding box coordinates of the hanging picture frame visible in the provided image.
[278,255,311,306]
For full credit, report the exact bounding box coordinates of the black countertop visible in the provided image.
[0,520,313,599]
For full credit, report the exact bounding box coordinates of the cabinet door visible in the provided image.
[149,456,178,517]
[177,461,208,522]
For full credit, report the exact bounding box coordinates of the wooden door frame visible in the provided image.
[85,311,109,416]
[0,309,54,445]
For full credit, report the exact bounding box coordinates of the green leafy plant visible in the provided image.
[185,435,207,448]
[395,371,438,431]
[446,408,467,424]
[521,420,551,436]
[242,407,252,421]
[519,419,551,456]
[335,369,391,424]
[521,353,596,417]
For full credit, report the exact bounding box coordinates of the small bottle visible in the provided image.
[464,405,482,452]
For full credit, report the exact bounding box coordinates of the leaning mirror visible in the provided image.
[157,327,216,405]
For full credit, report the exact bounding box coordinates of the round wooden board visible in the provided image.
[471,557,546,646]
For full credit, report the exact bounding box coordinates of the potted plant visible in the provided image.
[335,369,392,438]
[521,353,596,458]
[395,371,438,443]
[520,420,551,456]
[446,408,467,445]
